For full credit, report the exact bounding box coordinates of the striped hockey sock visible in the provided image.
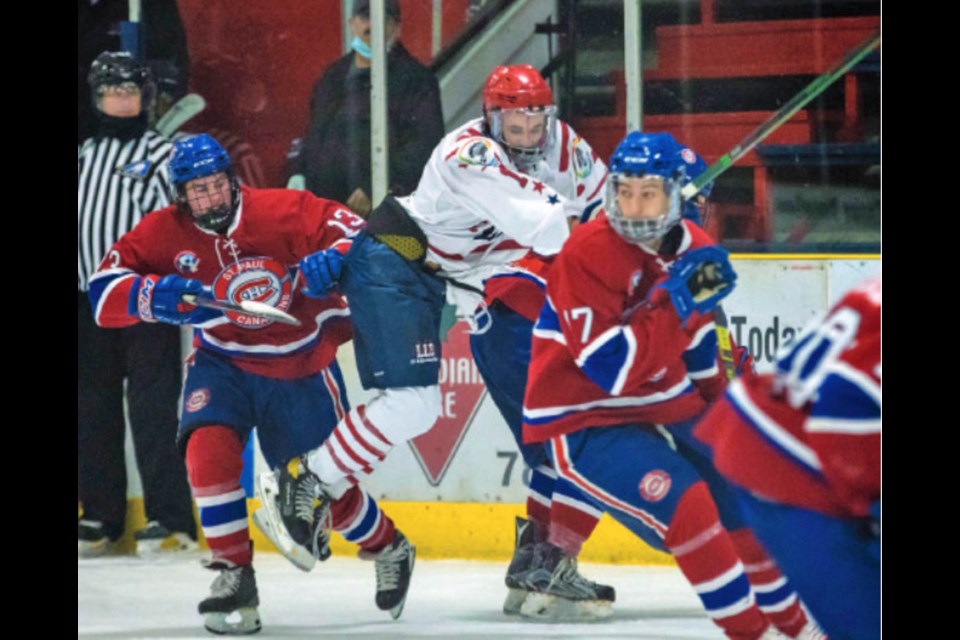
[186,426,252,566]
[665,482,769,640]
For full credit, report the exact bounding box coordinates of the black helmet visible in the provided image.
[87,51,152,93]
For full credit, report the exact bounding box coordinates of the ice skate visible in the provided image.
[78,519,110,558]
[518,542,615,621]
[359,530,416,620]
[135,520,198,557]
[503,516,536,615]
[199,559,261,635]
[252,459,331,572]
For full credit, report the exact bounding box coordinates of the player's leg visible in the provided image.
[735,487,880,640]
[123,321,198,554]
[671,418,822,639]
[77,293,127,554]
[177,351,260,635]
[254,361,417,619]
[541,426,774,639]
[300,233,447,487]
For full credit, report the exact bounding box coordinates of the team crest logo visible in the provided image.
[408,322,487,486]
[457,138,499,167]
[211,256,293,329]
[639,470,671,502]
[572,139,593,179]
[185,388,210,413]
[680,148,697,165]
[175,251,200,274]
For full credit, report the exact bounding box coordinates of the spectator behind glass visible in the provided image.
[291,0,444,217]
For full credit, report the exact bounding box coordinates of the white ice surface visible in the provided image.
[78,553,727,639]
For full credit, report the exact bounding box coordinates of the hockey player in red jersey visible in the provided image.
[87,134,416,634]
[696,276,881,640]
[520,131,822,639]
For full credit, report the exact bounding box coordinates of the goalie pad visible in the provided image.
[659,246,737,323]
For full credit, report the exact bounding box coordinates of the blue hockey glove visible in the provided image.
[132,274,223,325]
[659,246,737,323]
[299,248,344,298]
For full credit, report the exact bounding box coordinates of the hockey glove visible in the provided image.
[299,248,344,298]
[132,274,223,325]
[659,246,737,323]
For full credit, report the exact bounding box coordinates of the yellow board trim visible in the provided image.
[730,253,881,260]
[116,498,675,566]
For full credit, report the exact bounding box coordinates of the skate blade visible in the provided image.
[137,533,199,558]
[519,592,614,622]
[503,588,529,615]
[252,472,316,572]
[203,607,262,635]
[78,539,109,558]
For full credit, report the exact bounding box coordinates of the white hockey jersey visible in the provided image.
[396,117,607,315]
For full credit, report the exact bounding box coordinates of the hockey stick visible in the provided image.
[182,293,302,326]
[680,28,881,201]
[679,28,881,379]
[155,93,206,137]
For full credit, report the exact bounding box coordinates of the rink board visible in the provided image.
[112,257,880,562]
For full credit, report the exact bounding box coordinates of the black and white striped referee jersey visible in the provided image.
[77,130,174,291]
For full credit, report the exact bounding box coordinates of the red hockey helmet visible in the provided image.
[482,64,554,111]
[482,65,557,168]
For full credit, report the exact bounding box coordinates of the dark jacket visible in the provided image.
[297,42,444,203]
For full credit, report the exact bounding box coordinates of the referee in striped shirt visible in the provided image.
[78,51,197,556]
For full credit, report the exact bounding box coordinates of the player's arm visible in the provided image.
[297,193,366,298]
[544,248,691,395]
[444,136,580,256]
[88,224,220,328]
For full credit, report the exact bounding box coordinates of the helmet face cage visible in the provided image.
[487,105,557,168]
[169,135,240,233]
[605,172,683,246]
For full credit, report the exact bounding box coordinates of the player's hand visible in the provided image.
[346,188,372,218]
[135,274,222,325]
[659,246,737,322]
[688,261,731,303]
[300,249,344,298]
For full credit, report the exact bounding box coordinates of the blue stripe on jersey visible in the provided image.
[485,270,546,290]
[87,270,133,312]
[523,381,698,427]
[579,328,632,394]
[683,324,718,376]
[811,372,880,420]
[755,580,796,609]
[535,297,562,333]
[699,572,753,613]
[199,498,248,528]
[197,332,319,360]
[580,199,603,223]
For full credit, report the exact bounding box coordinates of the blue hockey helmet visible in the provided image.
[605,131,686,245]
[168,134,240,233]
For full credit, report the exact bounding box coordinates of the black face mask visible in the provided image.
[94,111,148,142]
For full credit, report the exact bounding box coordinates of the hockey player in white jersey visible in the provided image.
[252,66,607,609]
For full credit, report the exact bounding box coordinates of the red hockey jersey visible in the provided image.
[88,186,363,379]
[522,217,726,442]
[695,276,881,518]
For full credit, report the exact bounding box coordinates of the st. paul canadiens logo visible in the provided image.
[212,256,293,329]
